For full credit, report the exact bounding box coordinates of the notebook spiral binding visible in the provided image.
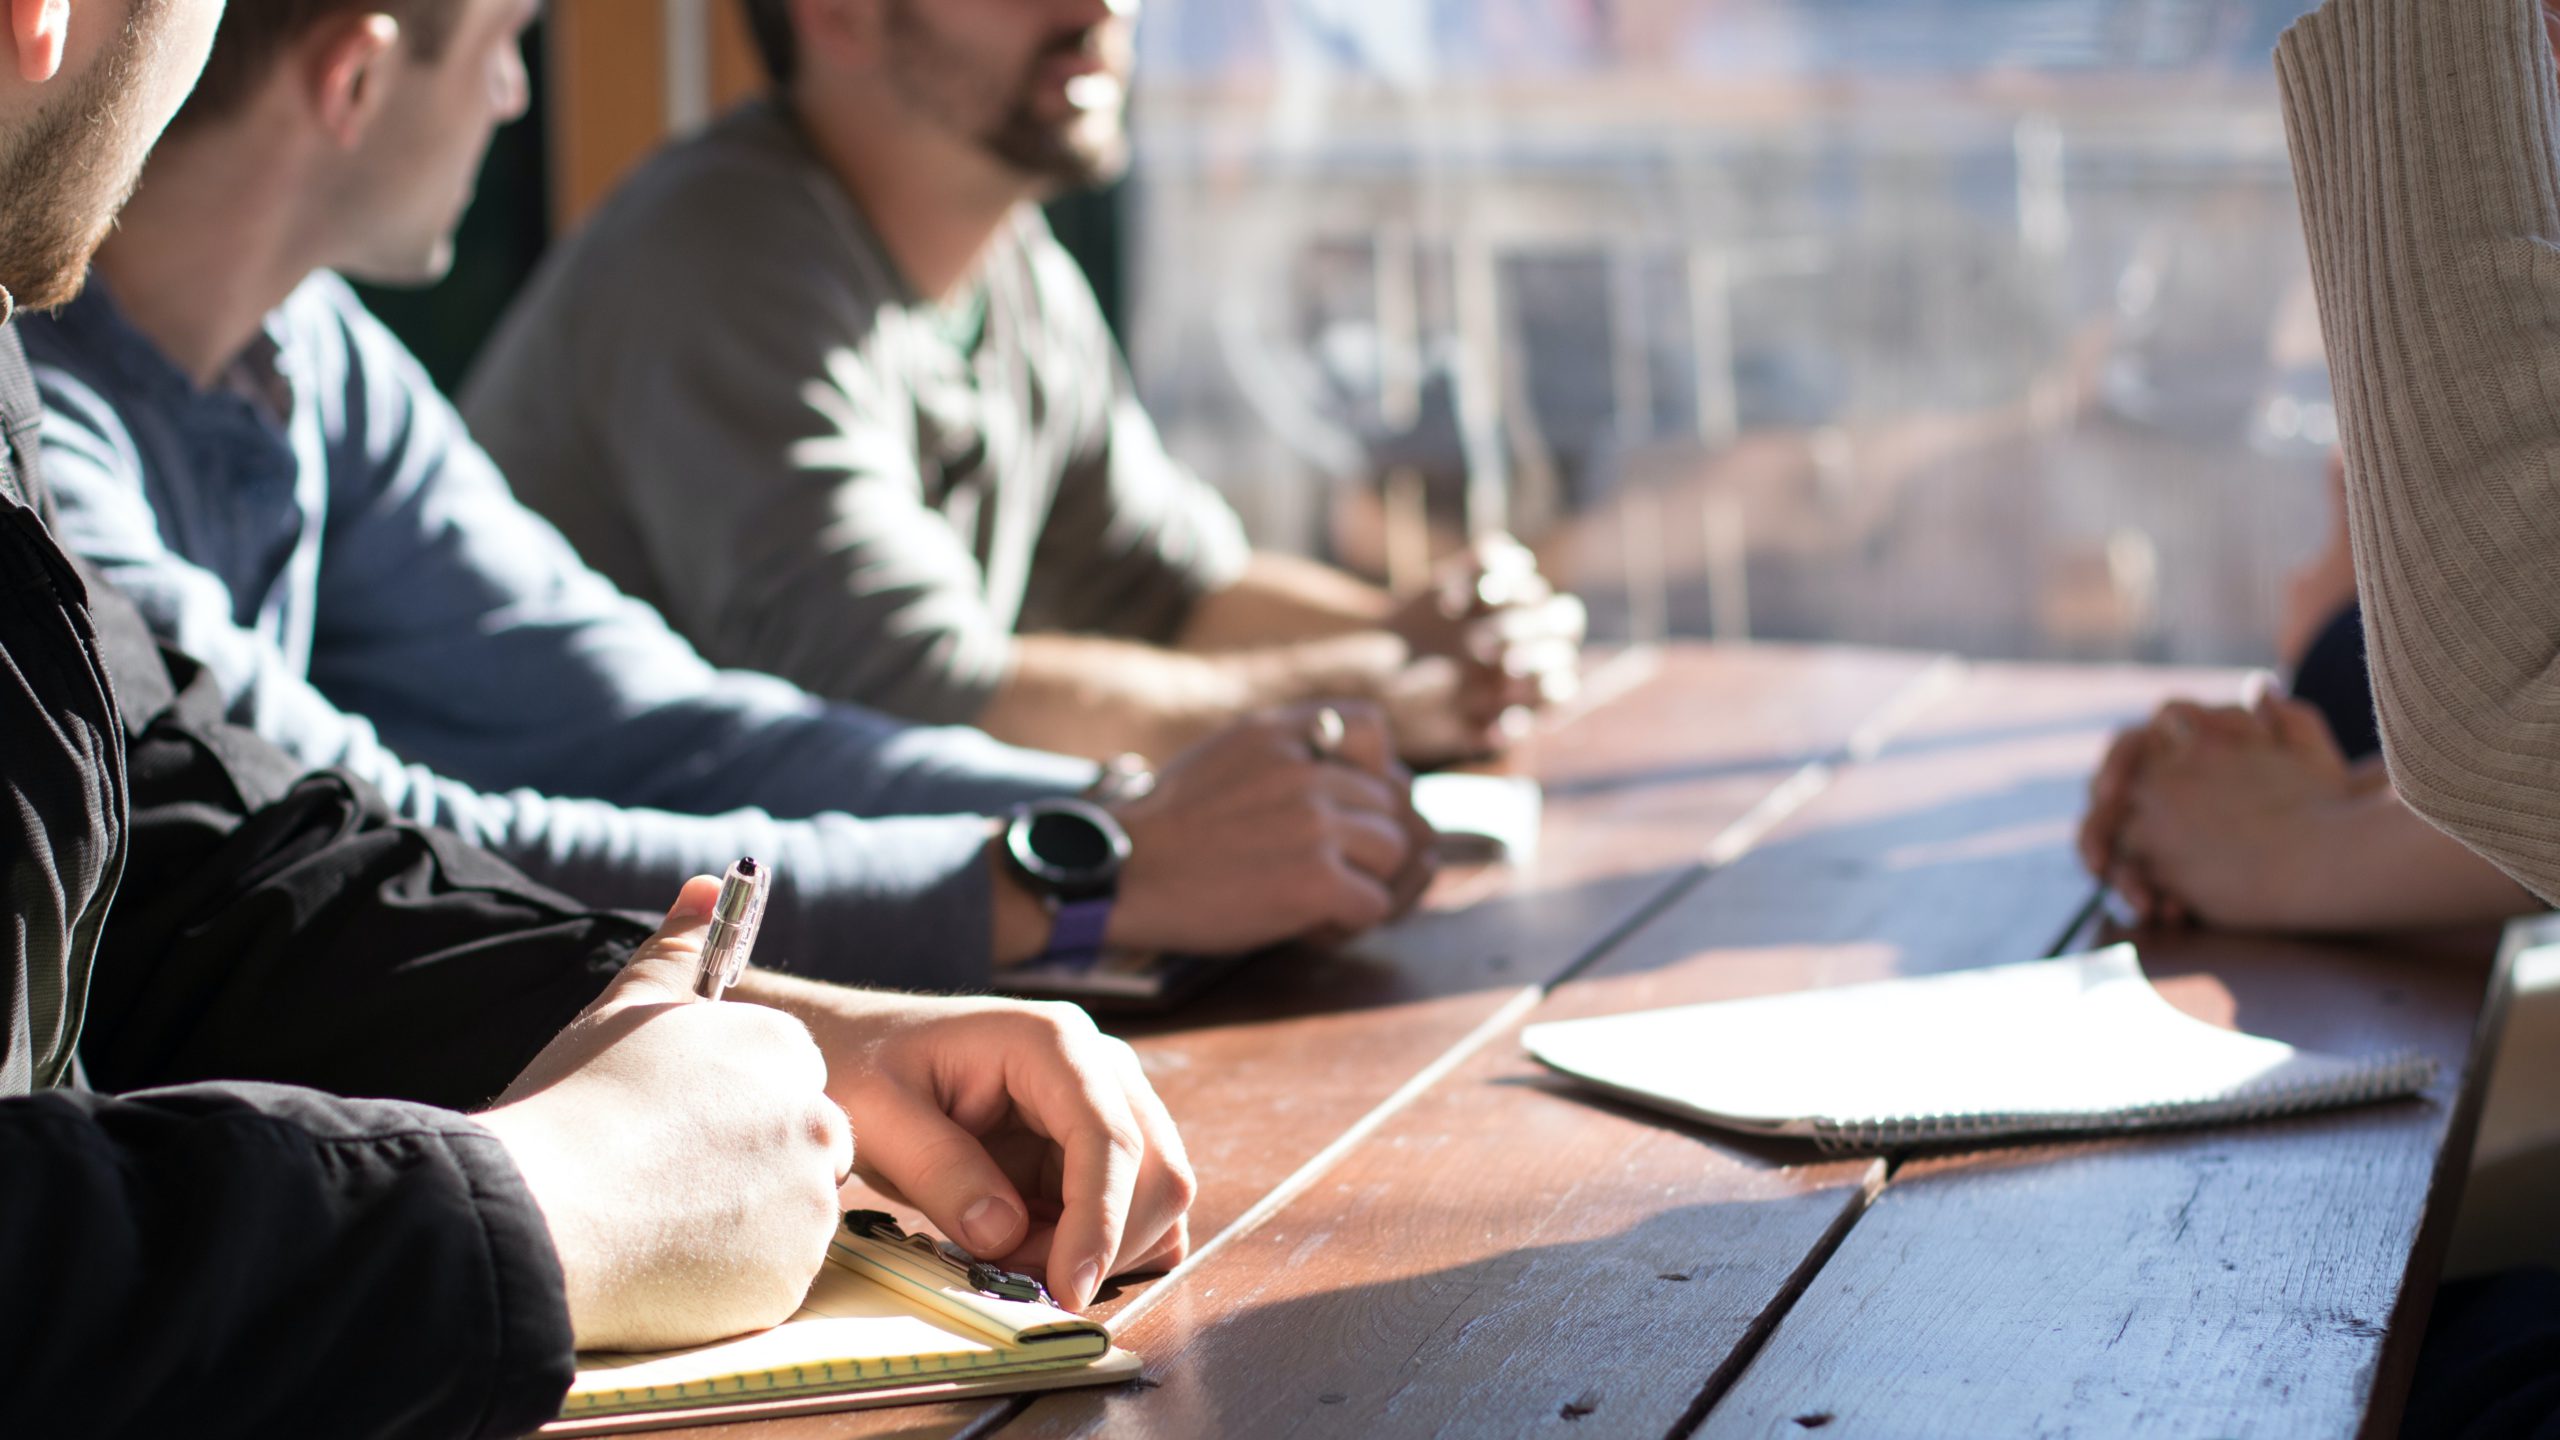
[1804,1047,2440,1154]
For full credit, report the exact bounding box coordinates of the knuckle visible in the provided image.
[1031,999,1098,1038]
[806,1099,851,1155]
[1160,1152,1201,1213]
[1097,1118,1148,1164]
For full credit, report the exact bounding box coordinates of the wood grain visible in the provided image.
[1701,926,2505,1440]
[988,662,2237,1439]
[629,644,1939,1440]
[1103,646,1945,1256]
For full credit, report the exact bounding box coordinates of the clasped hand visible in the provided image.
[1386,536,1587,764]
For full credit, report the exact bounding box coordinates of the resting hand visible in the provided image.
[1386,536,1586,762]
[478,878,852,1351]
[1107,701,1435,954]
[733,979,1196,1313]
[2100,695,2355,929]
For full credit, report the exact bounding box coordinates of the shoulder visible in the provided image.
[566,101,867,302]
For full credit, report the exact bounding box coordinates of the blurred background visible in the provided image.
[403,0,2332,668]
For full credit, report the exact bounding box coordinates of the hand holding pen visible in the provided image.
[475,870,849,1350]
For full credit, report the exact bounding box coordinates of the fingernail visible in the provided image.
[961,1195,1021,1255]
[1072,1259,1103,1309]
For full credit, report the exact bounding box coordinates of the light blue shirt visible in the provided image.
[26,272,1096,989]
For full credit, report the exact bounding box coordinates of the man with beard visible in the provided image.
[463,0,1587,769]
[3,5,1193,1433]
[29,0,1434,996]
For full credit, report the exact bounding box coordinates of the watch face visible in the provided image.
[1009,799,1130,899]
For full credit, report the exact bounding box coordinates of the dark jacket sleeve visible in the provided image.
[0,1082,575,1440]
[72,568,644,1111]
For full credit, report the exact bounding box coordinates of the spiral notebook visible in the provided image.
[539,1214,1138,1435]
[1522,945,2436,1152]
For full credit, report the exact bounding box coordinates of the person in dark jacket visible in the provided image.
[0,6,1194,1436]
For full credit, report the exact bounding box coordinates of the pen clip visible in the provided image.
[720,879,764,992]
[842,1209,1054,1306]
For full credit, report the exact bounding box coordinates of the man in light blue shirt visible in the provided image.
[31,0,1426,991]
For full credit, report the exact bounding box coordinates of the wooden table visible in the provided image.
[651,644,2508,1440]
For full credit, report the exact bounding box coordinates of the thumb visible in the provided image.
[601,875,724,1009]
[2268,696,2345,762]
[845,1085,1032,1262]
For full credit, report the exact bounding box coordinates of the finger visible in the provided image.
[2268,695,2345,760]
[1485,596,1586,652]
[1328,804,1413,883]
[601,874,725,1008]
[1102,1042,1194,1277]
[2241,669,2283,734]
[1045,1074,1148,1311]
[1124,1213,1192,1278]
[1460,661,1546,723]
[1384,782,1440,915]
[2154,700,2209,752]
[1316,855,1397,936]
[2080,728,2147,872]
[1312,758,1408,820]
[1322,700,1396,777]
[2108,860,2158,924]
[819,1098,857,1190]
[843,1085,1034,1261]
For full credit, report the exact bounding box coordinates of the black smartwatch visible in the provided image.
[1003,798,1130,966]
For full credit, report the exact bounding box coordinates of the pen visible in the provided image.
[693,857,768,1001]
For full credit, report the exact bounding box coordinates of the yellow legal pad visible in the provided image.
[540,1219,1138,1435]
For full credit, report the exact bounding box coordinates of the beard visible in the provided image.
[883,2,1131,194]
[0,0,175,314]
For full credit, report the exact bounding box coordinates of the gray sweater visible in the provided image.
[2279,0,2560,903]
[465,99,1250,728]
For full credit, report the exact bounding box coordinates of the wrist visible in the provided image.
[475,1106,610,1349]
[988,828,1055,969]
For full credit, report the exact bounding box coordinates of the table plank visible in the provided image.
[989,661,2236,1439]
[1701,925,2505,1440]
[1104,645,1946,1247]
[634,643,1942,1440]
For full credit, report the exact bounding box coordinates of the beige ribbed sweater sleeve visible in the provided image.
[2278,0,2560,903]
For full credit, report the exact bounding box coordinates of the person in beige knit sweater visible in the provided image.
[2276,0,2560,907]
[2264,2,2560,1431]
[2079,0,2560,940]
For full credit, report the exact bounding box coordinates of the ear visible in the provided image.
[793,0,887,73]
[302,11,401,149]
[12,0,68,84]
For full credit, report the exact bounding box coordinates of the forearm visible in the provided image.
[2280,785,2542,932]
[976,631,1403,763]
[2279,0,2560,902]
[0,1086,573,1440]
[1176,552,1395,651]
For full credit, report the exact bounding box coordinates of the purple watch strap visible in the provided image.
[1042,896,1115,969]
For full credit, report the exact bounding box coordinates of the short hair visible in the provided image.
[172,1,462,132]
[736,0,796,88]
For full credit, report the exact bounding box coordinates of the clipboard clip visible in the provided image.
[842,1209,1054,1306]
